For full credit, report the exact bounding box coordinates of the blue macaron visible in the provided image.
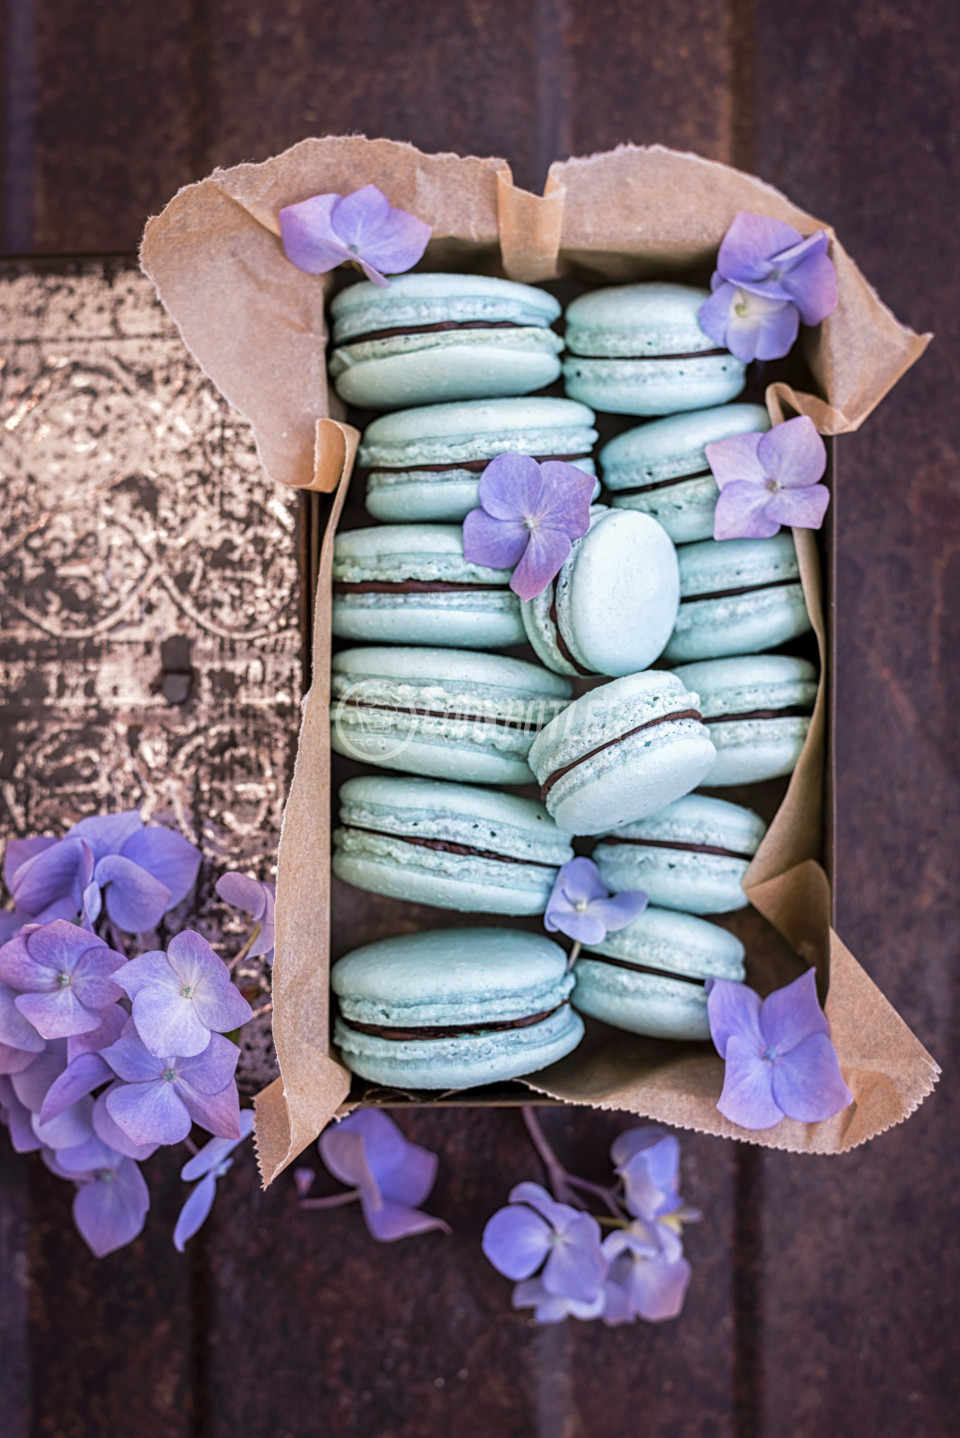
[663,532,812,663]
[334,774,574,915]
[359,396,598,523]
[672,654,818,786]
[332,524,526,649]
[332,927,585,1089]
[591,793,767,914]
[328,273,563,409]
[521,507,680,677]
[601,403,771,543]
[572,906,746,1041]
[562,284,747,416]
[331,646,572,785]
[527,671,716,835]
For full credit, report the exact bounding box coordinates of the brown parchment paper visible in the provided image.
[140,136,937,1181]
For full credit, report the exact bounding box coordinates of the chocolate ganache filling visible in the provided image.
[596,835,754,861]
[680,576,800,604]
[612,467,713,497]
[375,453,590,475]
[581,954,706,988]
[333,579,507,595]
[547,597,591,676]
[540,708,702,799]
[570,347,730,361]
[703,706,811,724]
[341,999,570,1042]
[343,825,556,868]
[341,319,526,345]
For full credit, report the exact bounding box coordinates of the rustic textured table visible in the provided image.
[1,3,958,1435]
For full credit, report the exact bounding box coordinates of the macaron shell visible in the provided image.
[571,962,712,1040]
[332,591,526,649]
[592,843,751,914]
[600,404,772,487]
[333,1003,584,1090]
[611,474,722,545]
[564,283,719,357]
[664,584,811,662]
[701,715,811,786]
[672,655,819,716]
[563,353,747,417]
[331,328,563,410]
[366,458,597,525]
[333,846,558,915]
[359,397,598,470]
[330,272,562,343]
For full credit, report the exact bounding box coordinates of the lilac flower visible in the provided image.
[216,872,276,962]
[318,1109,449,1242]
[279,184,431,288]
[544,857,648,946]
[602,1224,692,1322]
[707,416,829,541]
[482,1181,607,1303]
[113,930,252,1058]
[4,835,94,928]
[462,454,594,602]
[708,968,853,1130]
[173,1108,255,1251]
[699,211,838,362]
[52,1134,150,1257]
[0,921,125,1039]
[102,1021,241,1146]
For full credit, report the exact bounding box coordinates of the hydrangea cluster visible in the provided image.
[0,812,271,1257]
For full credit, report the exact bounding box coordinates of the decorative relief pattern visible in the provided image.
[0,263,303,1087]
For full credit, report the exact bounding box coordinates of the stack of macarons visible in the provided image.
[324,265,821,1086]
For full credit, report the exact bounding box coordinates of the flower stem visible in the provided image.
[521,1107,584,1208]
[564,1172,625,1219]
[300,1188,361,1211]
[566,940,581,973]
[228,922,263,971]
[249,1000,273,1020]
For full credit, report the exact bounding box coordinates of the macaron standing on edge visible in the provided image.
[521,507,680,677]
[602,403,771,544]
[528,671,717,835]
[572,907,746,1041]
[592,793,767,914]
[332,927,585,1090]
[673,654,818,787]
[328,273,564,409]
[331,646,572,785]
[359,396,598,523]
[664,532,812,663]
[332,523,526,650]
[334,774,575,916]
[563,283,747,417]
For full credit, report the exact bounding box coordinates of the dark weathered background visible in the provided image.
[1,2,958,1435]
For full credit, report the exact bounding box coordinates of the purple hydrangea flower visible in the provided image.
[708,968,854,1130]
[52,1134,150,1257]
[102,1021,241,1146]
[279,184,431,288]
[601,1223,692,1322]
[215,872,276,962]
[462,454,594,602]
[113,930,253,1058]
[319,1109,449,1242]
[4,835,94,929]
[707,416,829,541]
[699,211,838,362]
[173,1108,255,1251]
[90,1087,160,1162]
[39,1051,112,1124]
[66,1002,126,1063]
[482,1181,607,1304]
[0,921,125,1039]
[544,857,648,946]
[511,1275,612,1324]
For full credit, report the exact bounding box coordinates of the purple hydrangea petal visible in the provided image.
[462,507,529,571]
[9,838,93,921]
[707,978,764,1060]
[184,983,252,1041]
[180,1107,255,1181]
[553,857,609,907]
[319,1122,377,1194]
[279,193,350,275]
[54,1131,123,1174]
[765,484,830,530]
[102,1024,166,1083]
[173,1170,218,1252]
[614,1133,682,1222]
[588,892,649,933]
[67,1002,126,1062]
[107,1077,192,1146]
[541,1211,607,1302]
[360,1194,450,1242]
[91,1087,161,1160]
[95,855,171,933]
[129,982,214,1059]
[69,946,126,1009]
[175,1033,240,1095]
[180,1079,242,1140]
[68,811,143,860]
[544,904,608,945]
[600,1276,635,1326]
[32,1092,95,1150]
[698,281,740,349]
[717,212,804,285]
[622,1251,692,1322]
[216,871,268,921]
[777,247,837,325]
[0,1041,40,1075]
[72,1157,149,1258]
[39,1052,111,1123]
[535,463,596,538]
[81,882,102,931]
[510,525,572,602]
[717,1033,784,1129]
[705,430,767,490]
[15,987,103,1040]
[713,481,782,541]
[4,836,58,890]
[770,1032,854,1122]
[328,1110,438,1209]
[333,186,431,276]
[11,1044,66,1112]
[728,291,799,363]
[0,980,46,1053]
[1,1076,45,1151]
[512,1277,606,1323]
[758,968,829,1055]
[0,934,34,989]
[482,1202,553,1279]
[477,452,545,521]
[773,228,829,270]
[113,951,182,1001]
[25,921,108,981]
[507,1181,571,1227]
[121,826,202,910]
[0,911,22,944]
[757,416,827,488]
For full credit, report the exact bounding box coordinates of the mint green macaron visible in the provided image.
[602,403,771,543]
[328,273,563,409]
[563,284,747,416]
[359,396,598,523]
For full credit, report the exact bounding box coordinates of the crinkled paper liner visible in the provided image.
[140,136,937,1183]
